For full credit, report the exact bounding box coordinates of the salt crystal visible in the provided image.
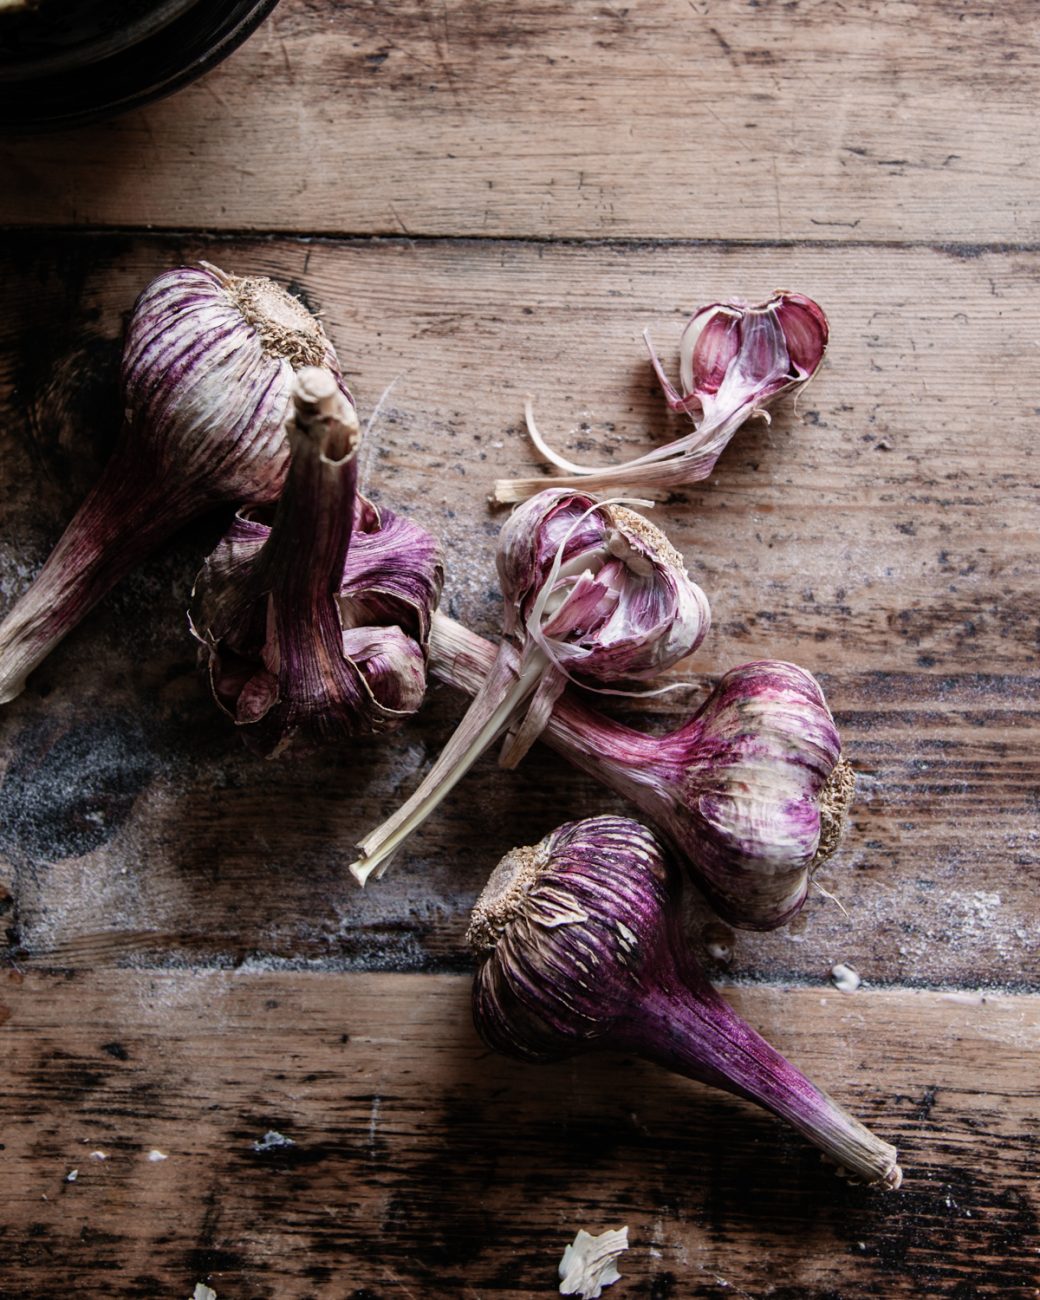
[252,1130,295,1152]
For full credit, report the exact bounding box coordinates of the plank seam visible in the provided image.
[0,226,1035,258]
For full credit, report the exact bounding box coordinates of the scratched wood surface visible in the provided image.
[1,1,1038,1297]
[2,972,1038,1298]
[1,0,1038,241]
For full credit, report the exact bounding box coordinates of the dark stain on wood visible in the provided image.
[0,713,158,865]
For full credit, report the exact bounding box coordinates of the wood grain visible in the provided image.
[0,234,1036,989]
[2,7,1038,1287]
[2,970,1037,1298]
[0,0,1037,241]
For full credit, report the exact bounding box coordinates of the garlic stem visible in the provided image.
[350,644,550,884]
[493,424,739,504]
[429,611,658,765]
[0,457,193,703]
[622,979,902,1188]
[254,370,360,610]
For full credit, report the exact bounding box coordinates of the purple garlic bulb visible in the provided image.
[428,615,853,931]
[189,369,443,757]
[350,490,709,884]
[494,291,829,503]
[0,262,346,704]
[569,658,851,930]
[498,488,711,686]
[470,815,901,1189]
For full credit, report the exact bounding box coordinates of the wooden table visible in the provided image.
[1,3,1037,1296]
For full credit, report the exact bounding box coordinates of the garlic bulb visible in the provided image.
[189,368,443,756]
[429,614,852,930]
[498,489,711,688]
[0,261,345,704]
[350,490,710,884]
[494,291,828,502]
[470,816,901,1188]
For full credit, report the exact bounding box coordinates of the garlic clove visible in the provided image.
[338,506,444,642]
[343,624,428,714]
[681,302,743,399]
[493,290,829,504]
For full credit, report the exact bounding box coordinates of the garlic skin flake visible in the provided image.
[559,1227,629,1299]
[831,962,862,993]
[190,369,442,756]
[495,291,828,502]
[0,261,346,704]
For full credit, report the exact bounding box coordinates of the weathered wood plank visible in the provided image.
[0,234,1037,987]
[0,1,1037,241]
[1,971,1037,1298]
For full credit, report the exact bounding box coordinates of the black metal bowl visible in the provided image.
[0,0,280,132]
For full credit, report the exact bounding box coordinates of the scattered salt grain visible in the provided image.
[192,1286,217,1300]
[830,963,861,993]
[147,1149,168,1162]
[65,1169,78,1183]
[252,1130,295,1152]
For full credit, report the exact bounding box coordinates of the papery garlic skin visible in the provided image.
[190,368,442,756]
[0,262,346,704]
[470,816,901,1189]
[349,491,709,884]
[559,1227,628,1300]
[429,614,850,930]
[494,291,828,503]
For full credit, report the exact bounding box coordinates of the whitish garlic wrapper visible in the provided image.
[0,262,346,703]
[429,615,853,931]
[470,815,901,1188]
[350,489,710,883]
[190,369,442,757]
[495,291,828,502]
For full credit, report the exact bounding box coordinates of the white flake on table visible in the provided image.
[559,1226,629,1298]
[830,963,861,993]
